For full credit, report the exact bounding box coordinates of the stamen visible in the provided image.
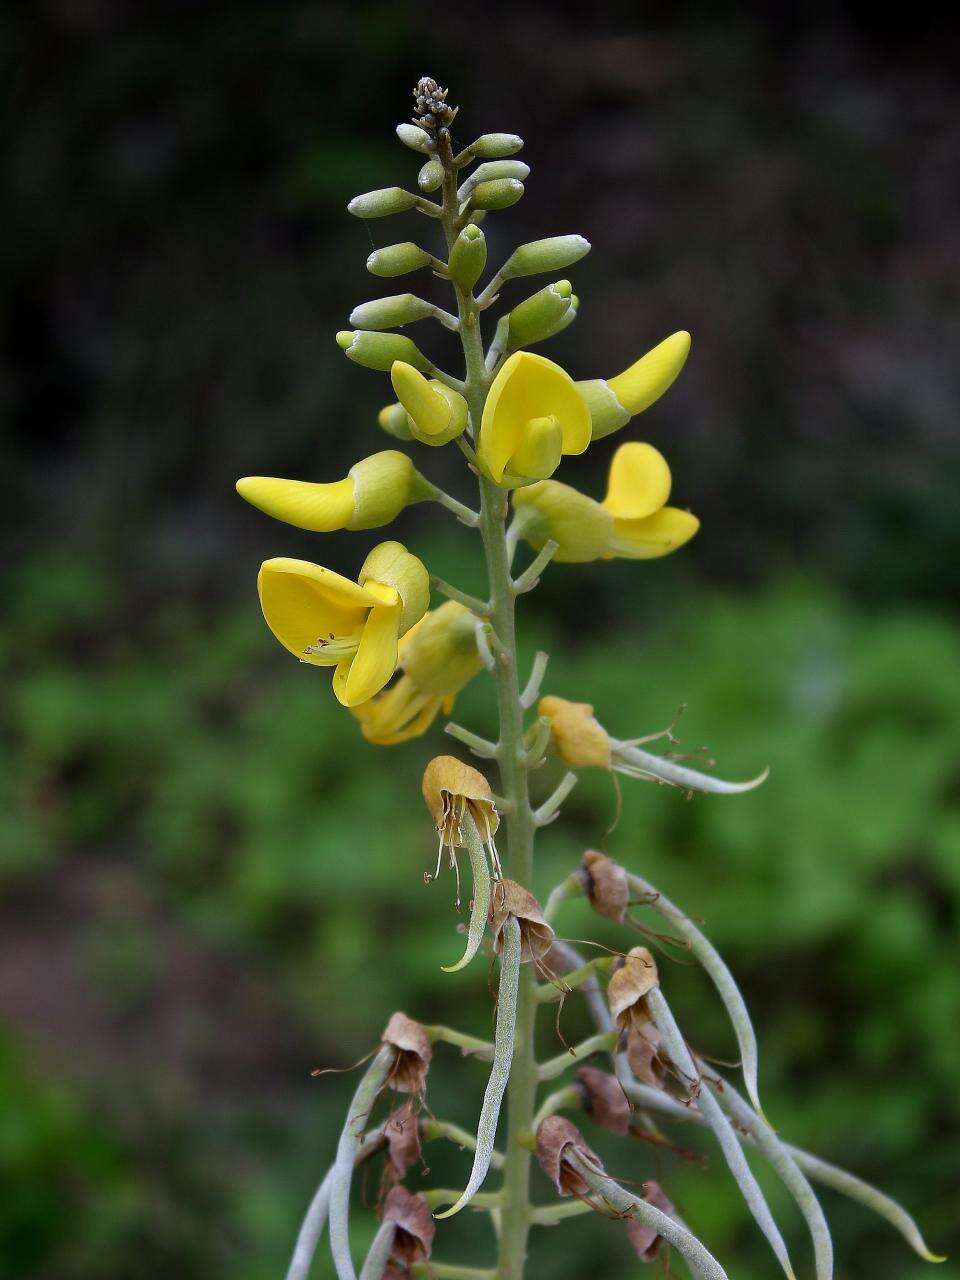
[303,630,363,662]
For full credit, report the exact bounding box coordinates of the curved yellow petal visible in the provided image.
[236,476,355,532]
[608,507,700,560]
[507,415,563,480]
[607,331,691,418]
[478,351,590,482]
[257,559,372,664]
[335,600,403,706]
[391,361,451,436]
[602,442,672,520]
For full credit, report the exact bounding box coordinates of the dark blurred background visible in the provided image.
[2,2,959,1277]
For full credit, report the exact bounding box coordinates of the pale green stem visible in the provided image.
[358,1221,396,1280]
[430,574,489,615]
[534,957,611,1003]
[541,875,586,925]
[519,650,549,709]
[437,127,539,1280]
[444,722,498,759]
[424,1024,494,1059]
[424,1189,503,1210]
[530,1199,595,1226]
[432,487,481,527]
[531,1084,580,1130]
[533,772,578,827]
[512,540,558,594]
[537,1030,617,1082]
[421,1117,505,1169]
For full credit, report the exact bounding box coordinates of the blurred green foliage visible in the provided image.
[3,552,958,1277]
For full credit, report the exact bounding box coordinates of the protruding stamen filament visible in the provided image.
[303,631,363,663]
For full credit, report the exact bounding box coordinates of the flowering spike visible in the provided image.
[441,814,492,973]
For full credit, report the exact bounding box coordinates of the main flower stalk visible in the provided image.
[436,131,537,1280]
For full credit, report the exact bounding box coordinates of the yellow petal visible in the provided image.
[478,351,590,483]
[257,559,374,664]
[507,415,563,480]
[608,507,700,560]
[602,442,672,520]
[236,476,356,532]
[391,361,451,436]
[606,331,690,417]
[335,600,402,706]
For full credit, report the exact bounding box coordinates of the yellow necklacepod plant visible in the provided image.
[237,77,944,1280]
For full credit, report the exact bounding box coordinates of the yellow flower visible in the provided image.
[236,450,432,533]
[477,351,590,485]
[390,361,469,446]
[512,441,699,563]
[257,540,429,707]
[577,331,691,440]
[351,601,483,745]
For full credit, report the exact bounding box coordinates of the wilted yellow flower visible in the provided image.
[537,694,768,795]
[236,450,433,533]
[422,754,501,885]
[477,351,590,485]
[351,601,482,745]
[512,440,699,563]
[577,331,691,440]
[257,541,429,707]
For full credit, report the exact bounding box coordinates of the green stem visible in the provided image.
[438,130,537,1280]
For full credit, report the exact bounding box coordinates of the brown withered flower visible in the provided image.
[422,755,502,904]
[489,878,555,967]
[575,1066,631,1136]
[381,1185,435,1266]
[535,1115,604,1196]
[382,1012,432,1094]
[382,1099,422,1178]
[625,1181,675,1261]
[579,849,629,922]
[607,946,659,1033]
[627,1021,666,1088]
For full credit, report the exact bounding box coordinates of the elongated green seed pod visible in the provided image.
[328,1045,395,1280]
[435,915,521,1218]
[357,1220,397,1280]
[566,1152,730,1280]
[612,741,769,795]
[625,870,764,1115]
[441,815,492,973]
[646,987,797,1280]
[716,1078,833,1280]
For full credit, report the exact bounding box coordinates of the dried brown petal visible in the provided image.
[607,946,659,1031]
[382,1185,435,1264]
[489,878,555,965]
[626,1022,665,1087]
[581,850,629,923]
[535,1115,604,1197]
[382,1100,421,1177]
[625,1181,675,1261]
[422,754,499,841]
[382,1012,433,1093]
[538,695,612,769]
[575,1066,631,1136]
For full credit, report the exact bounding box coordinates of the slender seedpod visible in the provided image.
[470,177,524,210]
[441,813,492,973]
[447,223,487,289]
[349,294,435,330]
[358,1221,396,1280]
[624,1182,676,1262]
[367,242,434,278]
[498,234,591,281]
[337,329,431,373]
[395,122,434,154]
[645,986,796,1280]
[435,914,521,1219]
[347,187,420,218]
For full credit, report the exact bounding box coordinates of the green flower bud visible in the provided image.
[336,330,430,373]
[402,601,482,696]
[458,160,530,199]
[447,224,487,290]
[507,280,573,349]
[366,242,433,278]
[418,157,444,192]
[349,294,434,330]
[470,178,524,211]
[378,402,414,441]
[347,187,418,219]
[471,133,524,159]
[499,235,591,282]
[396,123,434,154]
[575,379,631,439]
